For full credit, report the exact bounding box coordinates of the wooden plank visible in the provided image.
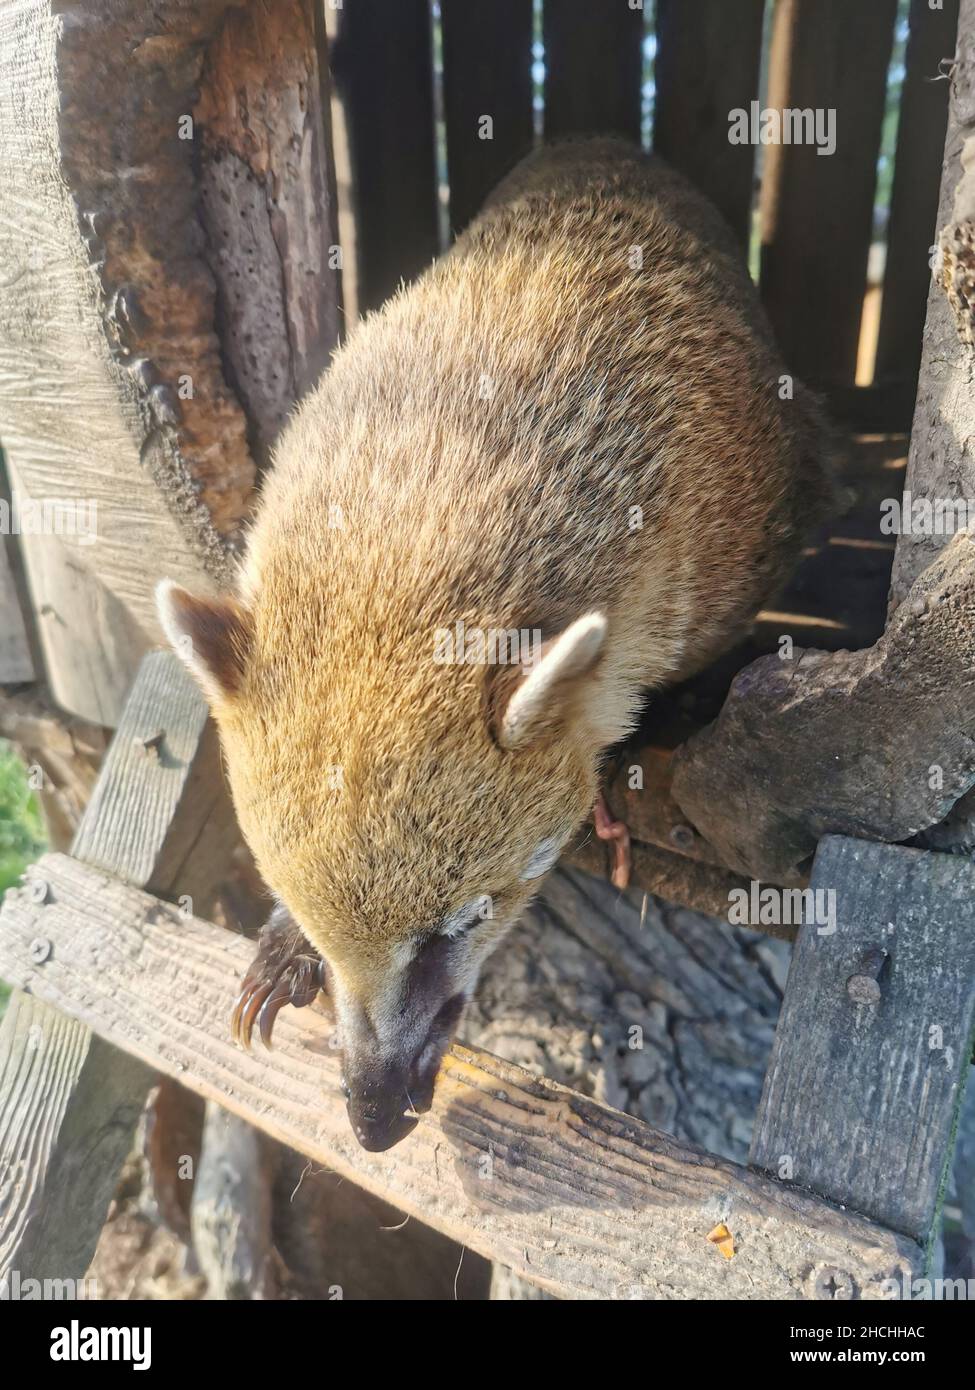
[751,836,975,1245]
[0,0,247,650]
[441,0,534,237]
[543,0,643,146]
[72,651,215,896]
[875,0,959,394]
[759,0,898,387]
[889,0,975,606]
[5,456,148,726]
[0,535,33,685]
[0,652,237,1284]
[0,1,342,678]
[654,0,766,244]
[0,851,924,1299]
[329,0,439,310]
[0,992,149,1285]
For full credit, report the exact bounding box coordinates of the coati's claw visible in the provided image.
[231,908,326,1050]
[593,791,632,892]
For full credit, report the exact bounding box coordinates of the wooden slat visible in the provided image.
[654,0,766,244]
[5,460,147,726]
[543,0,643,145]
[0,535,33,684]
[751,836,975,1245]
[759,0,898,387]
[0,851,924,1299]
[875,0,959,391]
[329,0,439,311]
[0,992,149,1285]
[0,652,237,1284]
[441,0,534,237]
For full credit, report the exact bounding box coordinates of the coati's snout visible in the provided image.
[337,985,467,1152]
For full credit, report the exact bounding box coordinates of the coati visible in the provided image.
[158,138,834,1152]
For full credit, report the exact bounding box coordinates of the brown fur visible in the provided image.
[161,138,833,1102]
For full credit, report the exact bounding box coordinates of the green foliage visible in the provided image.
[0,740,46,1017]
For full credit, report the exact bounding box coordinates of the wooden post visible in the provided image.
[890,0,975,605]
[751,835,975,1249]
[0,1,341,716]
[0,652,238,1284]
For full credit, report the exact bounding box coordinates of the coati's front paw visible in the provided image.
[231,905,326,1049]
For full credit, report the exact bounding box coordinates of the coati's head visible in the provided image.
[157,579,615,1150]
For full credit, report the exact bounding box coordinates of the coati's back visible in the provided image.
[162,138,834,1151]
[249,137,832,693]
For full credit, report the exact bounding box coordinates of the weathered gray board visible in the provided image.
[0,652,236,1283]
[751,835,975,1247]
[0,851,923,1299]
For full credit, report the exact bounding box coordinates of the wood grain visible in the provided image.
[0,852,923,1299]
[195,0,343,464]
[0,992,150,1284]
[751,835,975,1245]
[0,1,343,691]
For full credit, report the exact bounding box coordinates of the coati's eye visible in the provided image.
[440,895,493,939]
[521,835,562,882]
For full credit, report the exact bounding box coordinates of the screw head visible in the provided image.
[29,937,52,964]
[669,824,695,852]
[847,973,882,1006]
[808,1265,855,1300]
[28,877,49,905]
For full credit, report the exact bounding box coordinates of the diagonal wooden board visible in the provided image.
[751,835,975,1246]
[0,851,922,1300]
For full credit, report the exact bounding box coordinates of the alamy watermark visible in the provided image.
[728,881,837,935]
[0,492,97,546]
[1,1269,96,1300]
[728,101,836,157]
[433,619,541,666]
[880,492,975,536]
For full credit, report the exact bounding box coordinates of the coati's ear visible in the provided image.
[155,579,252,705]
[495,612,607,751]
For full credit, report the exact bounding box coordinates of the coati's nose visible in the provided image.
[348,1096,419,1153]
[341,996,465,1151]
[342,1062,419,1152]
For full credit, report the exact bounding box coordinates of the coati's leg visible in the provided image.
[231,904,326,1049]
[593,791,632,892]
